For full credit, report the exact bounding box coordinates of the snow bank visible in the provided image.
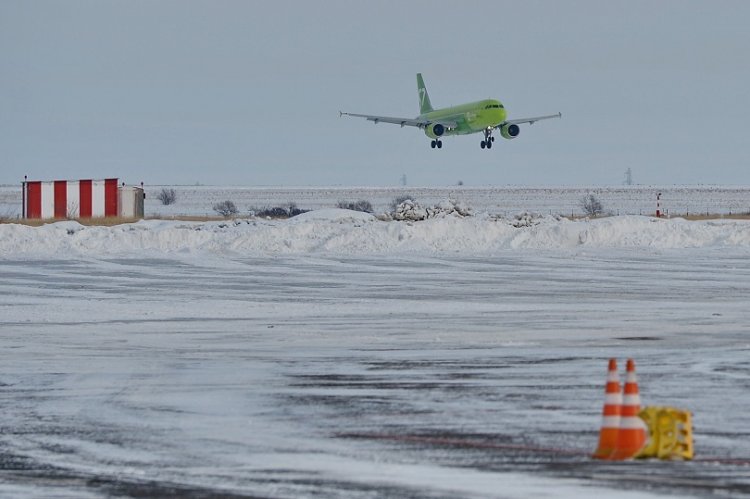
[2,214,750,257]
[289,208,376,223]
[387,198,473,221]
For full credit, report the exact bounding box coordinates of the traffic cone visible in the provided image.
[592,358,622,459]
[609,359,648,460]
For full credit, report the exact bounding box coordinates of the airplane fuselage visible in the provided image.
[421,99,506,138]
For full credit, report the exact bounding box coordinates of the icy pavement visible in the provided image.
[1,216,750,497]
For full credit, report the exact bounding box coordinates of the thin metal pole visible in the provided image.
[22,175,27,219]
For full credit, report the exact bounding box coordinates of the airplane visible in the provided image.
[340,73,561,149]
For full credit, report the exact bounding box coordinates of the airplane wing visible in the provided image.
[339,112,457,129]
[500,112,562,127]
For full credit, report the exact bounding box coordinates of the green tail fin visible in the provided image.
[417,73,433,114]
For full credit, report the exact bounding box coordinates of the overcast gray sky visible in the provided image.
[2,0,749,186]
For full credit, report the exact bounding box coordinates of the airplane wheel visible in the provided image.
[431,140,436,149]
[491,136,495,142]
[437,140,442,149]
[480,141,486,149]
[487,141,492,149]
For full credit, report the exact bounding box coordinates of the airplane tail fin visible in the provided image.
[417,73,433,115]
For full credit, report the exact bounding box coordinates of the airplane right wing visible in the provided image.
[501,112,562,127]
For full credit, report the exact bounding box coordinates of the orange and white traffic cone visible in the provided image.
[592,358,622,459]
[609,358,648,460]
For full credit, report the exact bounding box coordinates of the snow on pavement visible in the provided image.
[1,212,750,498]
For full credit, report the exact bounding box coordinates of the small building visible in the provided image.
[118,184,145,219]
[23,178,144,220]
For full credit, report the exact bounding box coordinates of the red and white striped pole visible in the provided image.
[656,192,662,218]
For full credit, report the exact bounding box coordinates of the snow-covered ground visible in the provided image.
[2,211,750,498]
[3,212,750,256]
[1,184,749,218]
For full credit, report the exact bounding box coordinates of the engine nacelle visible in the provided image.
[500,123,520,140]
[425,123,445,139]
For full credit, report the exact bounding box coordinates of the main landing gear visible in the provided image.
[430,139,443,149]
[480,128,495,149]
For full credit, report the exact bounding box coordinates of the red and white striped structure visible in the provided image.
[24,178,119,219]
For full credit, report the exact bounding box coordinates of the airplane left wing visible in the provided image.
[500,112,562,127]
[339,111,457,130]
[340,112,427,128]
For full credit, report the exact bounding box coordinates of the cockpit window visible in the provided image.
[485,104,504,109]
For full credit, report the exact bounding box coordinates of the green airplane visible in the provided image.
[341,73,561,149]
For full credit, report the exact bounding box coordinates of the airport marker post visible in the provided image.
[656,192,662,218]
[21,175,27,219]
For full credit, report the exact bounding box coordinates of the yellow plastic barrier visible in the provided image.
[636,406,693,460]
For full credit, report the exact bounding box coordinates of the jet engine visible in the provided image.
[500,123,520,139]
[425,123,445,139]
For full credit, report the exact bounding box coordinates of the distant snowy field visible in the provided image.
[1,184,749,218]
[2,208,750,497]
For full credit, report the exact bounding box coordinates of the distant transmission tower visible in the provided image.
[624,168,633,186]
[401,174,407,186]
